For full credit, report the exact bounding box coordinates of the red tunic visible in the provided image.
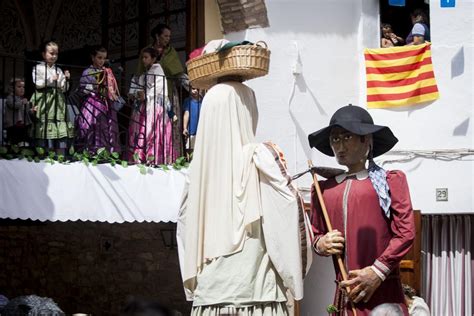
[311,170,415,316]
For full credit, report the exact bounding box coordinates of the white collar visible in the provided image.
[335,169,369,184]
[40,61,54,68]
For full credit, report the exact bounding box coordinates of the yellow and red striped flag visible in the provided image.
[364,43,439,109]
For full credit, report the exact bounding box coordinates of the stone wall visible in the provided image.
[216,0,269,34]
[0,220,191,315]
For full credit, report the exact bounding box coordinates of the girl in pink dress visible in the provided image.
[128,47,174,165]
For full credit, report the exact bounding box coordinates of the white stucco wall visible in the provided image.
[224,0,473,214]
[220,1,473,313]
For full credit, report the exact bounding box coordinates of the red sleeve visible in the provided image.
[373,170,415,276]
[310,183,329,256]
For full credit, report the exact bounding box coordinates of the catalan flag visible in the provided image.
[364,43,439,109]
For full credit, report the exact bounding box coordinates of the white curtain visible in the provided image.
[422,215,473,316]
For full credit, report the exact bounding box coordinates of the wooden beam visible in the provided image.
[186,0,206,55]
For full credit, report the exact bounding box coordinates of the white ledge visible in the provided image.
[0,159,186,223]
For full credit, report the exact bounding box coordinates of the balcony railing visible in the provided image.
[1,55,191,166]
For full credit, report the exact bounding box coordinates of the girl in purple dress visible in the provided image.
[76,46,120,153]
[128,47,174,165]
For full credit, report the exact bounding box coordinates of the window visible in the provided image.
[379,0,430,47]
[101,0,204,86]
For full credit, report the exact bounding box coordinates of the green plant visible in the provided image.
[172,156,189,170]
[159,164,170,171]
[0,145,190,174]
[137,163,147,175]
[326,304,338,314]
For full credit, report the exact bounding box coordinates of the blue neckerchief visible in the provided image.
[368,159,391,218]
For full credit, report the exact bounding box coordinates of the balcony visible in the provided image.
[1,55,191,223]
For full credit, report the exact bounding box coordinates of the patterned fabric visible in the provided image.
[191,302,289,316]
[128,96,174,165]
[368,158,391,218]
[2,295,64,315]
[30,63,74,140]
[128,64,175,165]
[30,89,74,139]
[76,66,120,152]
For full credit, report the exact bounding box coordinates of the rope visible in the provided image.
[376,148,474,166]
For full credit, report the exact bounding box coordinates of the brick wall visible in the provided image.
[217,0,269,34]
[0,220,191,315]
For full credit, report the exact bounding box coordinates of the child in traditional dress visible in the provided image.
[76,46,120,153]
[5,78,32,146]
[30,41,73,152]
[128,47,173,165]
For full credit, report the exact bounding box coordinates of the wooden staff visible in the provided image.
[294,300,300,316]
[308,160,357,316]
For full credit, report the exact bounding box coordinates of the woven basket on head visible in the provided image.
[186,41,270,90]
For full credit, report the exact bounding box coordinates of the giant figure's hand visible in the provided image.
[339,266,382,303]
[316,230,345,255]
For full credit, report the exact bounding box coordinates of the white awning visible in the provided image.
[0,159,186,223]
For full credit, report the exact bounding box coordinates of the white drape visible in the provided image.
[178,82,260,297]
[422,215,472,316]
[0,159,185,223]
[177,82,311,302]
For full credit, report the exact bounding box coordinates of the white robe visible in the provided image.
[176,82,312,311]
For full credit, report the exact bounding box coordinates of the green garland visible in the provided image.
[0,145,189,175]
[326,304,339,314]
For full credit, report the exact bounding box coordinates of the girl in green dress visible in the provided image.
[30,41,74,152]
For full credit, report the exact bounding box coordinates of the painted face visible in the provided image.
[42,45,58,65]
[157,28,171,47]
[142,52,156,68]
[92,51,107,68]
[14,81,25,97]
[329,127,370,169]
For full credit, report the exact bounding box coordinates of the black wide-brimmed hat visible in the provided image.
[308,104,398,157]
